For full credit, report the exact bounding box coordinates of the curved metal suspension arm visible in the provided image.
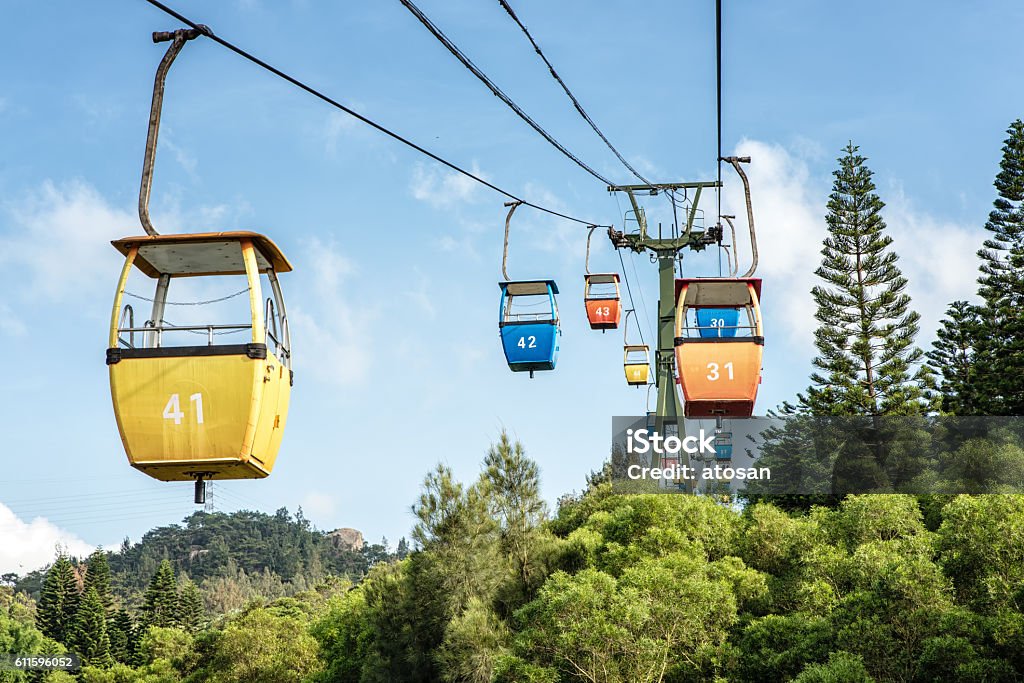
[501,200,522,280]
[584,225,599,275]
[722,214,739,277]
[721,156,758,277]
[139,26,209,236]
[623,308,635,345]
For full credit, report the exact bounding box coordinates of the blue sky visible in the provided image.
[2,0,1023,573]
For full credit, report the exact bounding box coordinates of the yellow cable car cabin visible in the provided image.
[623,345,650,386]
[106,232,293,483]
[674,278,763,418]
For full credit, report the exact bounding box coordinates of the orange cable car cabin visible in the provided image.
[674,277,763,418]
[106,231,293,484]
[583,273,622,330]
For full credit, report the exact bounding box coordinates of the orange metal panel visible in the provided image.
[675,341,762,403]
[585,298,621,329]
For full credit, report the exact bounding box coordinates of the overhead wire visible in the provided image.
[140,0,610,228]
[716,0,724,277]
[495,0,652,186]
[627,250,655,347]
[616,250,646,350]
[397,0,617,188]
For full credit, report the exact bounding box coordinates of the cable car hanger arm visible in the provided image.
[720,156,758,277]
[139,25,211,236]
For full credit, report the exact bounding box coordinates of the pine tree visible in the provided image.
[108,608,136,665]
[83,549,114,618]
[71,587,113,668]
[142,559,179,628]
[926,300,981,414]
[801,142,928,416]
[36,554,79,645]
[973,119,1024,414]
[177,578,206,633]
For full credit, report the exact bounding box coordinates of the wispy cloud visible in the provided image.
[289,238,377,386]
[721,139,826,355]
[410,163,485,208]
[300,491,337,521]
[0,303,26,337]
[324,111,358,158]
[162,134,199,178]
[0,504,96,575]
[883,181,983,344]
[1,180,136,301]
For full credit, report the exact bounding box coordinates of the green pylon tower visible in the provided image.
[608,181,721,485]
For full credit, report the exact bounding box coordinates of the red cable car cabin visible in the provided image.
[583,273,622,330]
[674,278,763,418]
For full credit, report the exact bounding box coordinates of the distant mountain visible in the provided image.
[13,508,403,614]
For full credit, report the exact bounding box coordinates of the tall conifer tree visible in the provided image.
[973,119,1024,414]
[108,608,136,665]
[177,578,206,633]
[801,143,928,416]
[72,587,113,668]
[142,559,179,628]
[926,300,981,414]
[36,554,79,645]
[83,549,114,618]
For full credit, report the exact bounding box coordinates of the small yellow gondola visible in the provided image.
[623,345,650,386]
[106,231,293,484]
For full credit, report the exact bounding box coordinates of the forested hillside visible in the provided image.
[4,446,1023,682]
[10,508,401,613]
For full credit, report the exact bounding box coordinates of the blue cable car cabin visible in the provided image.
[714,432,733,460]
[696,308,741,338]
[499,280,560,376]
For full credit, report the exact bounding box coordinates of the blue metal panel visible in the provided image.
[498,280,560,373]
[714,432,733,460]
[500,322,559,371]
[696,308,740,338]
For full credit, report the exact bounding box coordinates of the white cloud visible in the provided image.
[300,491,337,520]
[410,163,484,208]
[162,134,198,178]
[0,504,95,575]
[1,180,136,301]
[0,303,26,337]
[883,182,982,345]
[721,139,826,354]
[403,269,436,320]
[289,238,377,386]
[324,111,357,157]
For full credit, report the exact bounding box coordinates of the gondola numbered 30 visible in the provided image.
[498,280,560,377]
[107,232,293,489]
[674,277,763,418]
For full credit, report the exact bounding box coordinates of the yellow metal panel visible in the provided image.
[624,363,650,386]
[109,247,138,348]
[110,354,264,481]
[249,351,290,474]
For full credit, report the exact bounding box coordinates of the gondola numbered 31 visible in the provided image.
[674,277,763,418]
